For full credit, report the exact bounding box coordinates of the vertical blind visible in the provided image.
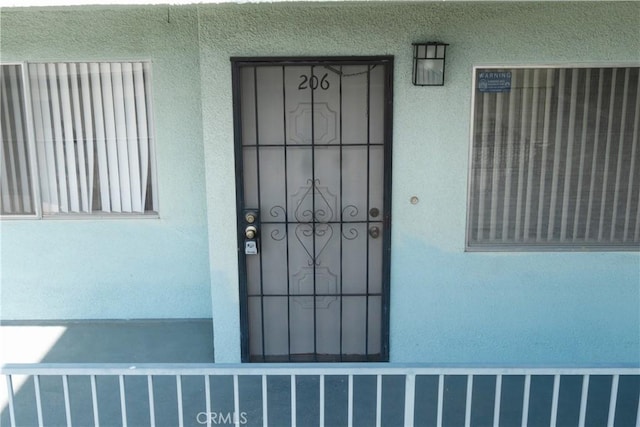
[1,62,156,216]
[1,64,35,215]
[468,67,640,248]
[28,62,156,214]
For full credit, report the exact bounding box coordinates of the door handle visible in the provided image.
[369,226,380,239]
[243,209,260,255]
[245,225,257,239]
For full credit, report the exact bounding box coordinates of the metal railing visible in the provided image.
[2,363,639,427]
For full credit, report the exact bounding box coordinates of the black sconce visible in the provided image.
[412,42,449,86]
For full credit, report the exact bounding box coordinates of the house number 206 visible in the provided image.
[298,73,330,90]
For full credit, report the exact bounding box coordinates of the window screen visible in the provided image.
[467,66,640,250]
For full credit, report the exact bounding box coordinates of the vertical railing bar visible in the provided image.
[6,375,16,427]
[404,374,416,427]
[62,374,72,427]
[148,375,156,427]
[376,374,382,427]
[578,374,590,427]
[365,64,371,357]
[234,374,240,427]
[253,66,266,362]
[281,65,292,361]
[119,375,127,427]
[636,390,640,427]
[493,374,502,427]
[310,64,318,363]
[338,65,344,362]
[90,375,100,427]
[521,374,531,427]
[176,375,184,427]
[606,374,619,427]
[204,375,210,427]
[348,374,354,427]
[550,374,560,427]
[436,374,444,427]
[291,374,297,427]
[34,375,44,427]
[465,375,473,427]
[319,374,325,427]
[262,374,268,427]
[202,376,210,427]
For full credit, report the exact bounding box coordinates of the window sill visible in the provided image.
[465,243,640,252]
[1,212,160,220]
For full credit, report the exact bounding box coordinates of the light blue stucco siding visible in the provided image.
[0,7,212,320]
[0,2,638,366]
[199,2,640,364]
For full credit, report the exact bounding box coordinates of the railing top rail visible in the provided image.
[2,363,639,376]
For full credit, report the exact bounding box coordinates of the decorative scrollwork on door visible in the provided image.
[295,223,333,266]
[291,179,336,223]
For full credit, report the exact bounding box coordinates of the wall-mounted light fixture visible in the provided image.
[412,42,449,86]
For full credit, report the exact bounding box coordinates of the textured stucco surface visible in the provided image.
[1,2,639,365]
[0,7,212,320]
[198,2,640,363]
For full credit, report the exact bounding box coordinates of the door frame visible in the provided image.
[231,56,394,362]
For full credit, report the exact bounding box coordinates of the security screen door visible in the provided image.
[232,57,393,362]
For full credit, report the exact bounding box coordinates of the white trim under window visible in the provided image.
[0,61,158,218]
[467,64,640,251]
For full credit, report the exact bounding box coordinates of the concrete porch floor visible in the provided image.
[1,319,216,426]
[0,319,214,364]
[1,321,639,426]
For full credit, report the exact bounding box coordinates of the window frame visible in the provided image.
[466,63,640,252]
[0,59,160,220]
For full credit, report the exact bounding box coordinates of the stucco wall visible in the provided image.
[1,2,638,366]
[198,2,640,364]
[0,7,212,320]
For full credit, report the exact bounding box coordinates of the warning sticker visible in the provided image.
[477,71,512,93]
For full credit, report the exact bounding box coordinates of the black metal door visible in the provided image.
[232,57,393,362]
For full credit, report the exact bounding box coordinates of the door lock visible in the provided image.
[242,209,260,255]
[245,225,257,239]
[245,212,256,224]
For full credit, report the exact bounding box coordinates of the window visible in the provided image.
[467,66,640,250]
[0,61,157,217]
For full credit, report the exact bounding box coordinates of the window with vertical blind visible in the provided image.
[0,61,157,217]
[467,66,640,250]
